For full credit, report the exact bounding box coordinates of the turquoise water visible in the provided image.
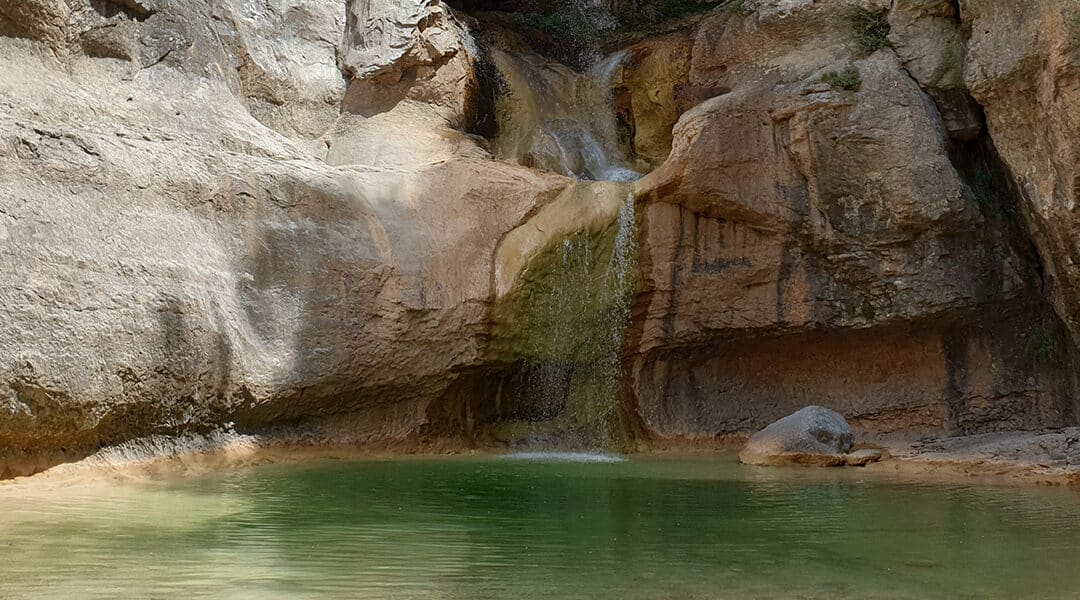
[3,455,1080,599]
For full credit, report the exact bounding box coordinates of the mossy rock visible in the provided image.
[488,180,640,449]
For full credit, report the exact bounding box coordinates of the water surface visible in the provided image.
[3,456,1080,599]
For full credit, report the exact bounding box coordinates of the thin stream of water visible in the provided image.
[514,190,637,451]
[492,30,641,452]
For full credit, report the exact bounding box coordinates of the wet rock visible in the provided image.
[739,406,855,466]
[613,29,692,169]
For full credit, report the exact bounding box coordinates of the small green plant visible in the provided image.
[1025,326,1064,364]
[821,65,862,91]
[617,0,725,33]
[860,301,877,321]
[939,32,962,83]
[726,0,747,12]
[849,6,891,53]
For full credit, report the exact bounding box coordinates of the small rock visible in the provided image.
[739,406,855,467]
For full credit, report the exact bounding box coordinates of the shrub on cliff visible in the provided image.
[849,7,890,53]
[1025,326,1063,364]
[821,65,862,92]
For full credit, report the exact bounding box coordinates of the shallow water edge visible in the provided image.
[4,428,1080,490]
[4,453,1080,600]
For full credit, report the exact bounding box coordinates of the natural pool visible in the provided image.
[2,455,1080,600]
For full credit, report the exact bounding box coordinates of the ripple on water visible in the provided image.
[3,457,1080,600]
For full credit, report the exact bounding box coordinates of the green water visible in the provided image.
[3,455,1080,600]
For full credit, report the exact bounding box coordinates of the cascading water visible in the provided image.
[608,192,638,351]
[503,190,638,452]
[491,48,643,183]
[488,25,642,452]
[571,52,642,183]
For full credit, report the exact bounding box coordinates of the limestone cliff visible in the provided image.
[0,0,1077,476]
[626,0,1074,442]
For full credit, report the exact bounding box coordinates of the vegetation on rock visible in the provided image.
[849,7,890,53]
[1025,324,1064,364]
[939,32,962,83]
[616,0,724,33]
[490,194,639,449]
[820,65,862,91]
[724,0,747,13]
[491,0,721,52]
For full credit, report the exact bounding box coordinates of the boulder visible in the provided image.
[739,406,855,466]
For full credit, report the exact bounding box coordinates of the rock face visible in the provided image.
[0,0,1077,476]
[739,406,855,466]
[956,0,1080,354]
[0,0,570,476]
[888,0,981,140]
[624,0,1075,444]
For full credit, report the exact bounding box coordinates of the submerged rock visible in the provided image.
[739,406,855,467]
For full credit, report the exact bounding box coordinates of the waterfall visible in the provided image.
[489,35,642,451]
[506,190,638,452]
[608,192,638,349]
[491,48,642,183]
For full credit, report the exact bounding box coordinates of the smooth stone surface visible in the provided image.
[740,405,856,466]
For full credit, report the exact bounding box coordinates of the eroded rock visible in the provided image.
[844,448,886,466]
[958,0,1080,390]
[0,0,69,55]
[888,0,982,139]
[340,0,462,82]
[626,2,1072,443]
[0,0,1076,478]
[0,0,564,476]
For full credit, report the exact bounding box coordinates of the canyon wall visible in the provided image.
[0,0,570,475]
[0,0,1077,474]
[625,0,1076,442]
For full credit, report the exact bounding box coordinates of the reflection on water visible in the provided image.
[3,457,1080,599]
